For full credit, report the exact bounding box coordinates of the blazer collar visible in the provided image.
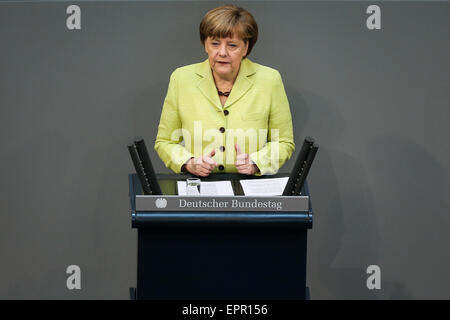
[195,58,256,110]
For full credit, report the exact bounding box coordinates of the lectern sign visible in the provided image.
[135,195,309,212]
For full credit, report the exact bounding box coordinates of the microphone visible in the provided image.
[282,137,318,196]
[128,137,162,195]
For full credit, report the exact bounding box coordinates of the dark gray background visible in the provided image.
[1,0,449,299]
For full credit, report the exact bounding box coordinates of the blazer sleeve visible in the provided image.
[249,71,295,175]
[154,69,194,173]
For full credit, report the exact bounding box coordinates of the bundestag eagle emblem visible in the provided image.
[155,198,167,209]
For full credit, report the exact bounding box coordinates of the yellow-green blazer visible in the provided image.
[154,58,295,175]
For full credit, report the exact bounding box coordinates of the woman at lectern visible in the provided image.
[154,4,295,177]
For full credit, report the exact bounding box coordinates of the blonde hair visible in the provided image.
[199,4,258,57]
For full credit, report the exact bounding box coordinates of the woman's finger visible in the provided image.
[200,167,212,175]
[236,154,249,165]
[200,162,215,171]
[203,155,218,167]
[235,162,249,169]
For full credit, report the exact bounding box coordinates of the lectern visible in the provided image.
[128,172,313,300]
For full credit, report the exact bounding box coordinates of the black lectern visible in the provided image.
[128,173,313,300]
[128,137,317,300]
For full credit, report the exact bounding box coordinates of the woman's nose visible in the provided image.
[218,44,228,56]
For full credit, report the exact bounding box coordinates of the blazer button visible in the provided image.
[224,110,229,116]
[218,165,224,171]
[219,127,226,133]
[219,146,225,152]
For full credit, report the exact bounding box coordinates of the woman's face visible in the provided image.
[204,34,249,80]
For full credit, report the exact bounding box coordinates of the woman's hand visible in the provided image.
[184,150,218,177]
[235,144,259,175]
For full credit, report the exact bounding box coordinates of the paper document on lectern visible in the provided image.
[177,181,234,196]
[240,177,289,196]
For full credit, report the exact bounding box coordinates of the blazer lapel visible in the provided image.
[195,60,222,111]
[223,58,256,109]
[195,58,257,110]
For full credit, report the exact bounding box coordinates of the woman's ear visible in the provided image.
[243,41,249,58]
[203,37,210,55]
